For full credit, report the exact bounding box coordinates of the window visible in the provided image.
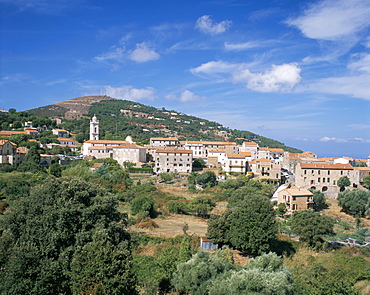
[323,178,325,182]
[327,178,330,183]
[341,171,343,175]
[304,170,307,175]
[333,180,336,185]
[318,177,321,182]
[293,204,297,210]
[328,170,330,175]
[318,170,320,175]
[293,197,296,201]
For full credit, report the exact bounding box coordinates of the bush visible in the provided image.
[131,195,155,217]
[166,200,188,214]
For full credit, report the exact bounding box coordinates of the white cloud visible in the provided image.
[190,61,239,76]
[320,137,347,142]
[166,90,205,102]
[348,124,370,130]
[320,136,368,143]
[104,85,156,101]
[311,74,370,100]
[348,53,370,73]
[190,61,302,93]
[94,47,125,62]
[224,41,259,51]
[232,63,302,93]
[286,0,370,41]
[195,15,232,35]
[129,42,160,63]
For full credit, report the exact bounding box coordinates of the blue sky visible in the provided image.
[1,0,370,158]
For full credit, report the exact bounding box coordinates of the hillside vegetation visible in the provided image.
[27,96,302,152]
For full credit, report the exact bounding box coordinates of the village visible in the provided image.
[1,114,369,215]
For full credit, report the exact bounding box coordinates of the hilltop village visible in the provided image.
[1,114,369,210]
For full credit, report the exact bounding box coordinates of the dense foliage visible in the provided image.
[289,210,335,248]
[172,250,293,295]
[338,189,370,216]
[0,177,137,294]
[286,247,370,295]
[207,194,277,255]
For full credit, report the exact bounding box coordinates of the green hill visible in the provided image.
[25,96,302,152]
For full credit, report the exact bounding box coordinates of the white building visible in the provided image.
[90,115,99,140]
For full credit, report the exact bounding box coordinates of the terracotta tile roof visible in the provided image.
[84,140,128,144]
[255,158,272,162]
[114,143,146,149]
[300,163,353,170]
[354,167,370,171]
[58,138,75,142]
[155,148,192,154]
[0,139,16,146]
[91,163,105,168]
[258,147,269,151]
[185,141,236,145]
[209,150,225,153]
[150,137,178,141]
[53,129,68,132]
[269,148,284,152]
[0,131,25,136]
[243,142,258,145]
[227,154,247,159]
[286,188,313,196]
[17,147,28,153]
[240,152,251,156]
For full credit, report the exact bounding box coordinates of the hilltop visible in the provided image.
[26,95,302,152]
[27,95,118,120]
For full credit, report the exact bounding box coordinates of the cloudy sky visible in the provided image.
[1,0,370,158]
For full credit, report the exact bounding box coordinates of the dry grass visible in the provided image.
[130,214,208,237]
[322,199,370,229]
[155,184,199,200]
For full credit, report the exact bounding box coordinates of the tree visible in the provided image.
[193,158,206,169]
[17,146,43,173]
[48,162,62,177]
[338,176,351,192]
[160,172,173,183]
[309,189,326,210]
[131,195,155,217]
[362,175,370,190]
[289,210,334,248]
[195,170,217,187]
[207,194,277,255]
[338,189,370,216]
[172,249,235,295]
[75,133,85,143]
[208,253,294,295]
[355,161,367,167]
[276,202,287,217]
[188,195,216,217]
[0,177,137,294]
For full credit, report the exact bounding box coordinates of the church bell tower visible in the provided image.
[90,115,99,140]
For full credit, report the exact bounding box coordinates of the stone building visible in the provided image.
[276,187,314,212]
[154,148,192,173]
[295,163,355,199]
